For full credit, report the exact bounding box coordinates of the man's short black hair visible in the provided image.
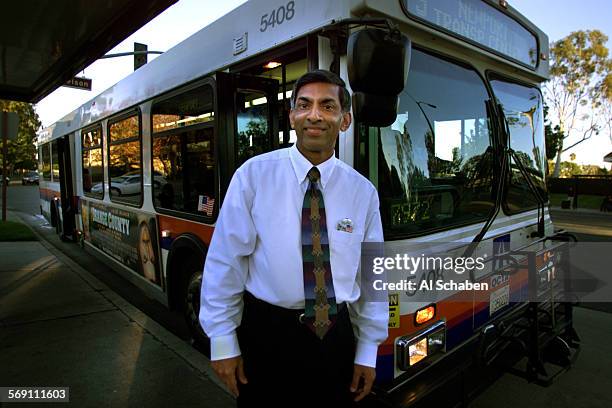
[291,69,351,113]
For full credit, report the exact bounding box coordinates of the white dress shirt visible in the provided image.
[200,144,387,367]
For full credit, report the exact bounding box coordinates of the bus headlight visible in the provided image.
[409,338,428,366]
[396,320,446,371]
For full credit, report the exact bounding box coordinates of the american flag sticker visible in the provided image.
[198,195,215,216]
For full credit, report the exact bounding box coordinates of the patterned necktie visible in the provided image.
[302,167,337,339]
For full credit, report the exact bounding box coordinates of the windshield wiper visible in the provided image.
[497,104,546,238]
[463,100,507,281]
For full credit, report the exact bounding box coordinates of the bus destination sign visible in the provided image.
[403,0,538,67]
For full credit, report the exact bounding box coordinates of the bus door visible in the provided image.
[216,72,279,198]
[57,134,75,239]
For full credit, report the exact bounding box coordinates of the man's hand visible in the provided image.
[211,356,248,396]
[350,364,376,402]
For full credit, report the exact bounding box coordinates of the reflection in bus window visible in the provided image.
[152,85,214,133]
[82,126,104,198]
[152,84,216,218]
[41,144,51,181]
[490,78,548,213]
[153,128,215,216]
[51,140,59,181]
[236,90,271,167]
[375,49,494,238]
[108,114,141,206]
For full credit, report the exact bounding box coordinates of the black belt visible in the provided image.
[243,291,348,324]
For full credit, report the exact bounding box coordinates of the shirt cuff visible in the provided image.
[210,333,241,361]
[354,340,379,368]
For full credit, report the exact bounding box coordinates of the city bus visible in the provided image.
[37,0,578,405]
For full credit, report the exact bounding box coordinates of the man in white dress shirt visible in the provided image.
[200,70,387,406]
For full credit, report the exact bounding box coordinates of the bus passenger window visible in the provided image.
[41,144,51,181]
[82,125,104,198]
[51,140,59,182]
[152,83,216,218]
[108,113,142,206]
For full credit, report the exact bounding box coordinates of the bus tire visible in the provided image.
[183,259,210,351]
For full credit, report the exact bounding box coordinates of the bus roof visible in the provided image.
[38,0,549,144]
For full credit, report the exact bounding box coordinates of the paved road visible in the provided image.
[550,209,612,239]
[0,184,40,215]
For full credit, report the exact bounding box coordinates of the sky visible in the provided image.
[34,0,612,168]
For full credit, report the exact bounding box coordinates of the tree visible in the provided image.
[559,161,582,178]
[0,100,41,174]
[544,104,564,160]
[580,164,608,175]
[545,30,612,177]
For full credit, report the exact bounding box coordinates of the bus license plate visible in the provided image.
[489,285,510,315]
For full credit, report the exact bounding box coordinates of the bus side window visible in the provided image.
[152,83,216,218]
[82,125,104,198]
[108,113,142,206]
[41,144,52,181]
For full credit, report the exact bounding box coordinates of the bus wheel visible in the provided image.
[184,267,209,351]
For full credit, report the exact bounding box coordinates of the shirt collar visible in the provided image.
[289,144,336,189]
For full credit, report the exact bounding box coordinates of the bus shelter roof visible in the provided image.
[0,0,176,103]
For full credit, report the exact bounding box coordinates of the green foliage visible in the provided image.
[549,193,605,210]
[0,221,37,241]
[0,100,41,173]
[547,160,609,177]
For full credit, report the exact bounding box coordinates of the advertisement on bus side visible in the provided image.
[81,200,161,286]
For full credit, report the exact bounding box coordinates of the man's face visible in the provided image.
[289,82,351,162]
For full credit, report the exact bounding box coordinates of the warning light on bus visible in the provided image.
[415,305,435,325]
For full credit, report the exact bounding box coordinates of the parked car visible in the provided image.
[109,174,142,196]
[90,172,166,196]
[22,171,39,185]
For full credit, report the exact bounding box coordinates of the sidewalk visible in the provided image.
[0,212,234,407]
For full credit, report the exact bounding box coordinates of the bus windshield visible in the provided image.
[374,48,494,239]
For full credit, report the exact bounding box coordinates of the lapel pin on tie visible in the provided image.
[336,218,354,233]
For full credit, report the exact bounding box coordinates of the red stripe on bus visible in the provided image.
[157,215,215,246]
[39,187,60,201]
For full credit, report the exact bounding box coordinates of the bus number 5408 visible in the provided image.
[260,1,295,32]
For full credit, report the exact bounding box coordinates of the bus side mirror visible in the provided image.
[347,28,411,127]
